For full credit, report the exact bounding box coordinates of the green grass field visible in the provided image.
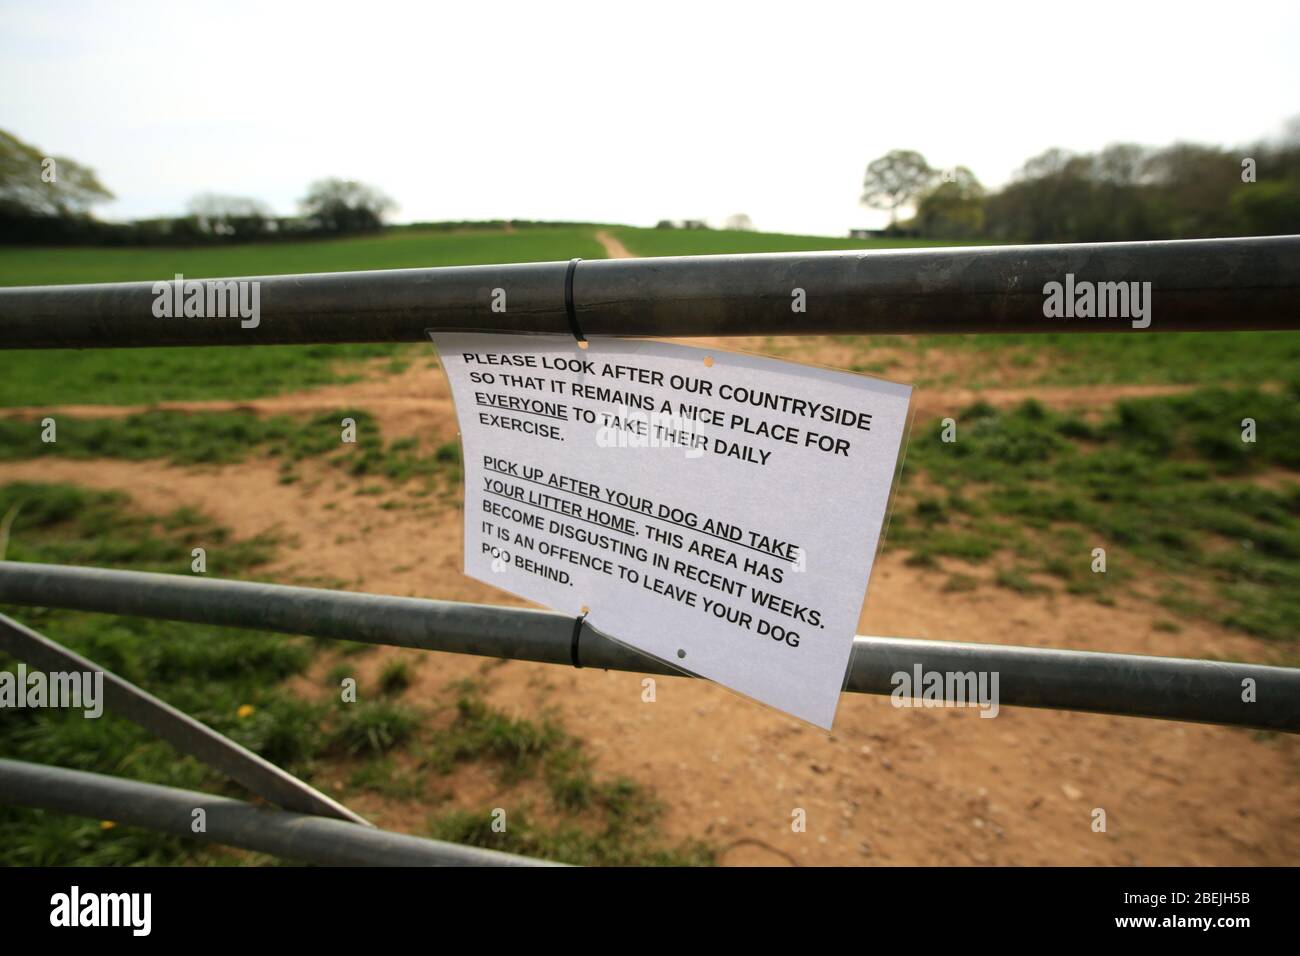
[0,226,608,285]
[609,226,980,257]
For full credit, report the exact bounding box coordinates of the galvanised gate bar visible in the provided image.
[2,235,1299,863]
[1,236,1297,347]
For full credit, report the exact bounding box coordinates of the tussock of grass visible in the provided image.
[426,680,564,783]
[942,573,979,593]
[995,567,1050,595]
[377,658,414,696]
[423,680,713,866]
[347,758,427,800]
[346,436,461,486]
[328,700,420,756]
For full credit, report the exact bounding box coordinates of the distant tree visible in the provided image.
[0,128,113,218]
[861,149,934,226]
[913,166,985,238]
[984,148,1093,242]
[1232,179,1300,234]
[724,213,755,231]
[1257,114,1300,181]
[188,192,273,239]
[1081,144,1158,240]
[299,178,396,234]
[1092,143,1149,186]
[1142,143,1242,238]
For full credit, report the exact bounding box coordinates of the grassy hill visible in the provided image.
[609,226,977,257]
[0,226,609,285]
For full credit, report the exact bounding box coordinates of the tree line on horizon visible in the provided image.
[0,128,396,246]
[862,118,1300,243]
[3,122,1300,247]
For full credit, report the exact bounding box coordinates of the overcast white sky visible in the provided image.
[3,0,1298,236]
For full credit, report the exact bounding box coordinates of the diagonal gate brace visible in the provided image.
[0,612,368,826]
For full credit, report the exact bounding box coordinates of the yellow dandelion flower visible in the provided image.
[237,704,255,719]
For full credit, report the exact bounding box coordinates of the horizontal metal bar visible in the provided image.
[2,561,1295,732]
[0,612,368,825]
[1,236,1296,348]
[0,759,555,866]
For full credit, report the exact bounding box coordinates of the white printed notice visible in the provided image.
[433,332,912,729]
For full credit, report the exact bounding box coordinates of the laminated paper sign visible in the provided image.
[433,332,912,728]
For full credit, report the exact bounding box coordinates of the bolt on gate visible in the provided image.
[1,235,1298,865]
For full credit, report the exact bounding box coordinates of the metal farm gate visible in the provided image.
[1,235,1298,865]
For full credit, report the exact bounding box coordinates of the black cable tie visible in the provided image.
[570,610,588,669]
[564,258,586,346]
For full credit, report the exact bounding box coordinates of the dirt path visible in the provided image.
[3,446,1296,866]
[595,229,636,260]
